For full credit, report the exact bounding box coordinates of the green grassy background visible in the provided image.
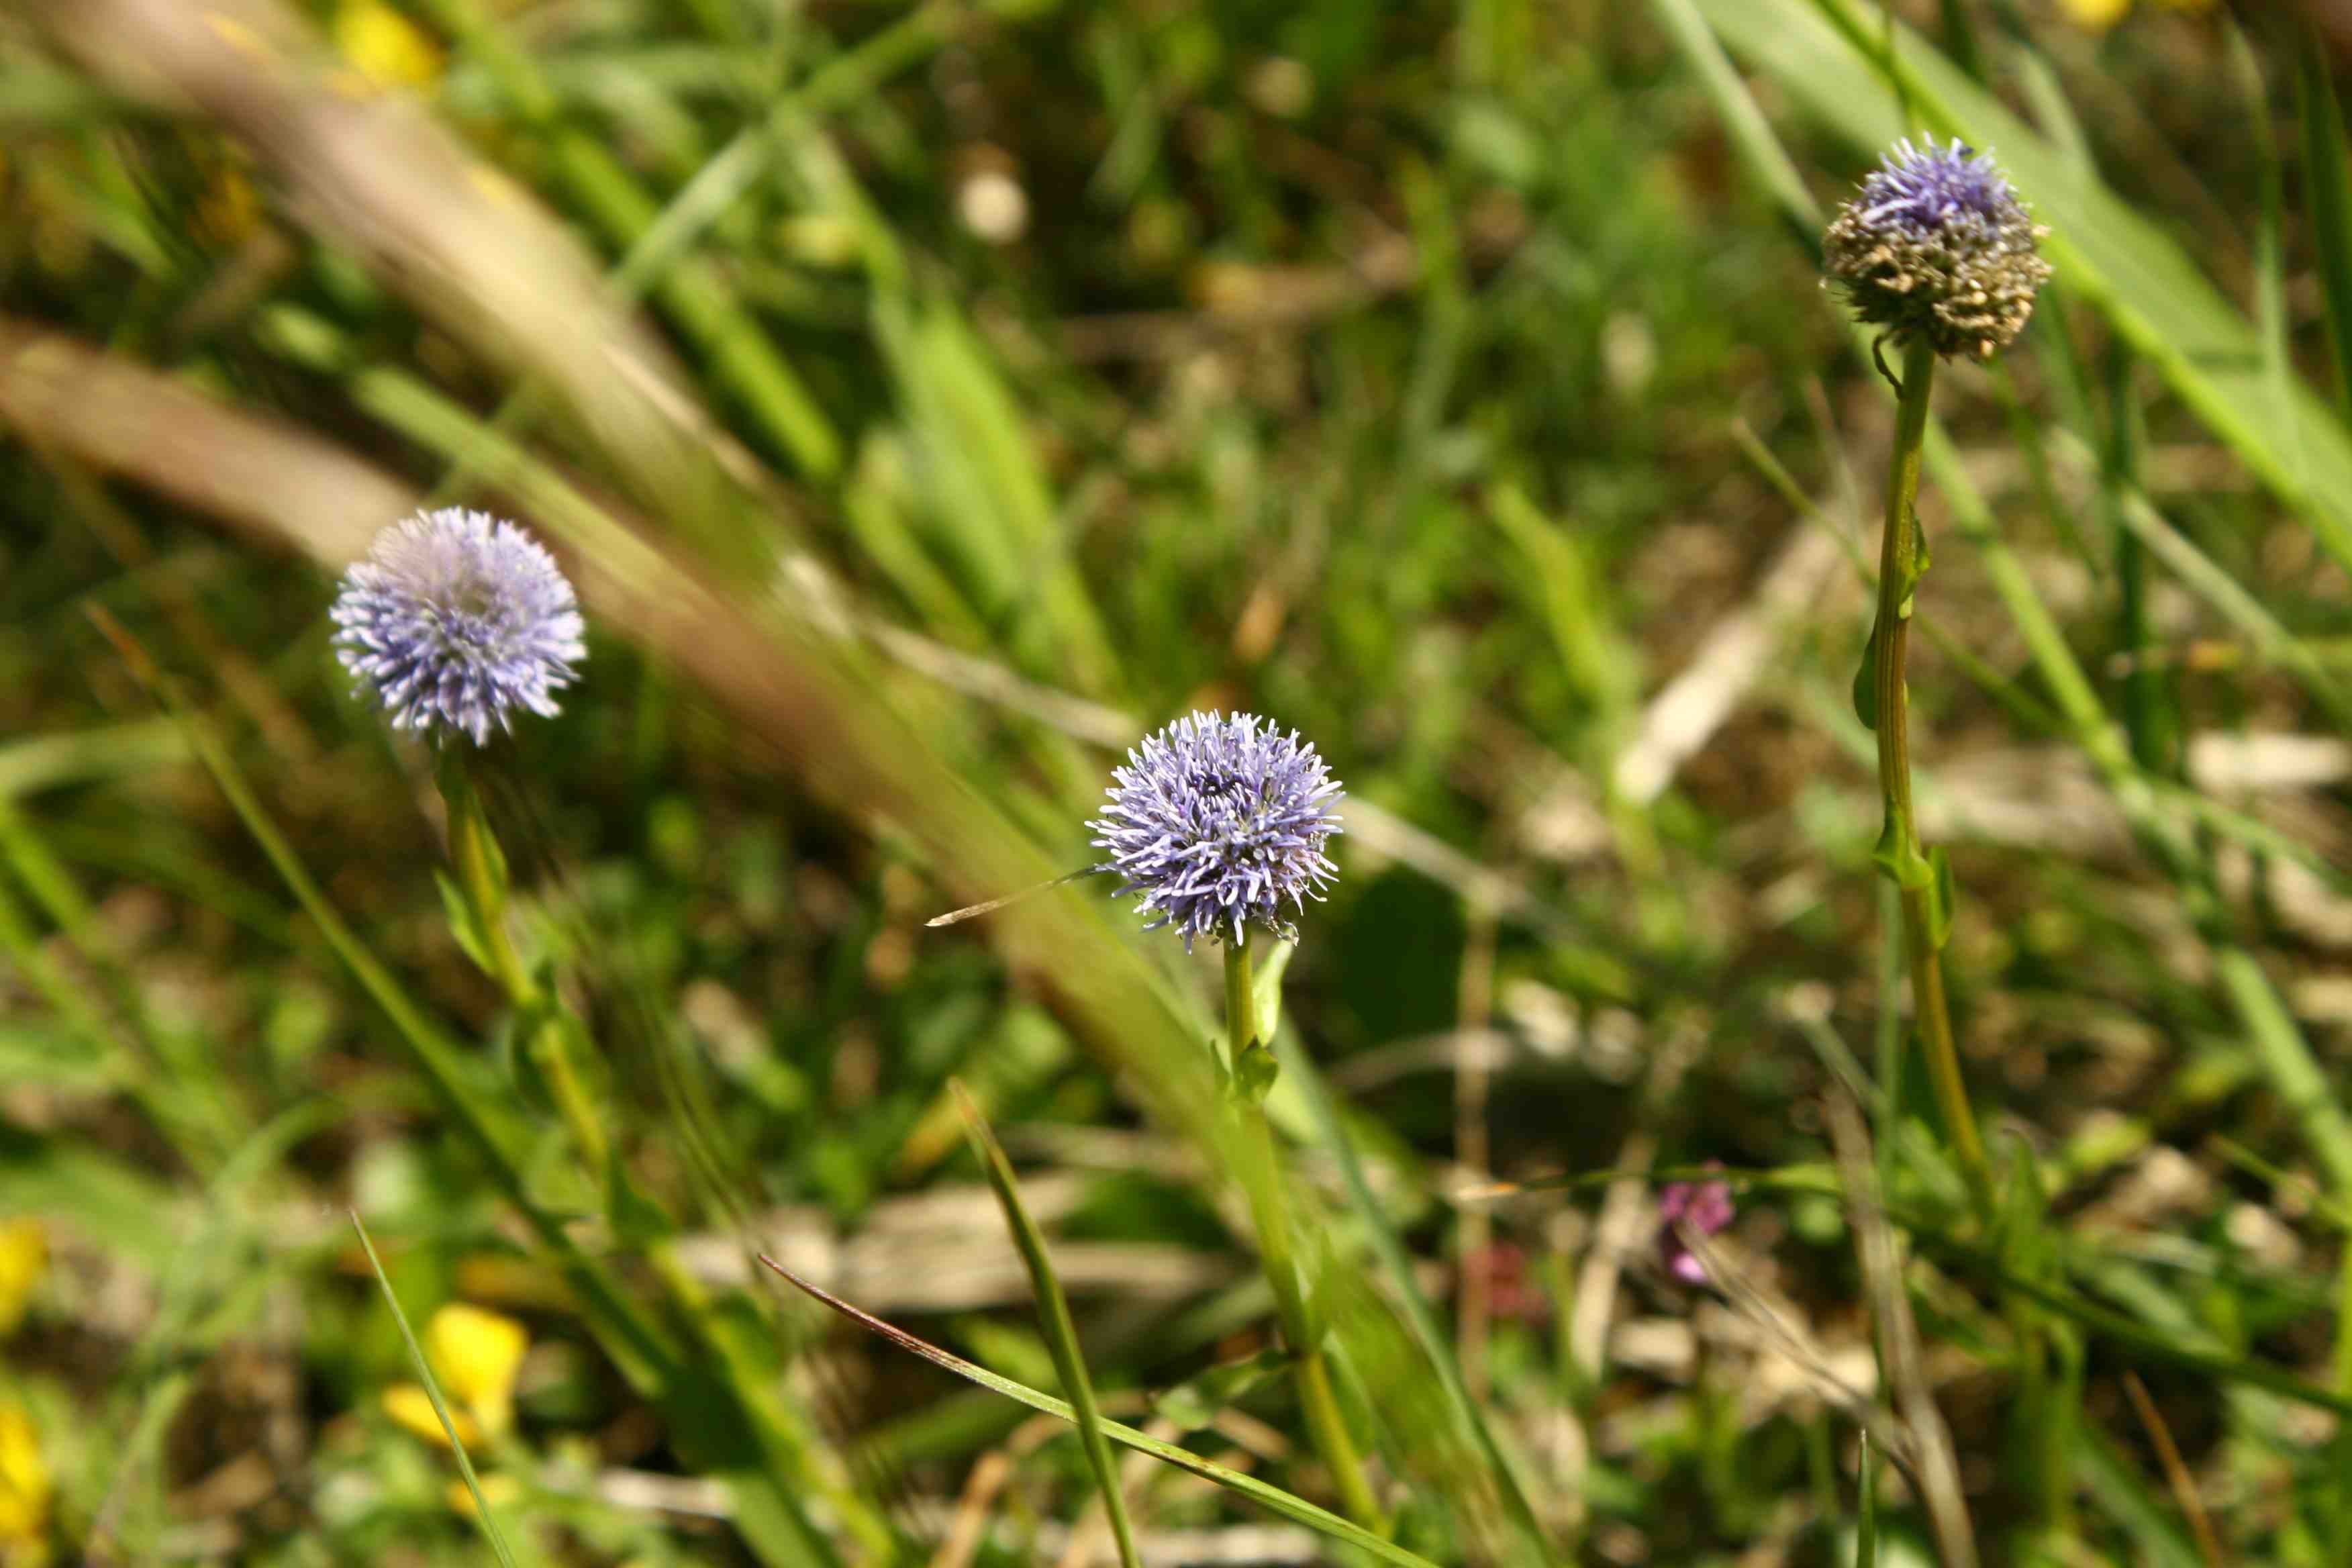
[3,0,2350,1563]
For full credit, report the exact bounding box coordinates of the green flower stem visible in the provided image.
[1871,337,1993,1220]
[1223,940,1383,1532]
[436,750,608,1174]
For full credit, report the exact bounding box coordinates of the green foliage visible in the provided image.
[2,0,2349,1563]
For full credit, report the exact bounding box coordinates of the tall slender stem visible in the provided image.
[1223,941,1383,1530]
[1872,338,1992,1218]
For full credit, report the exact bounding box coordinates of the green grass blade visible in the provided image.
[2048,426,2352,734]
[2235,22,2306,491]
[349,1211,524,1568]
[0,719,187,799]
[757,1255,1448,1568]
[415,0,842,482]
[1647,0,1822,247]
[1855,1430,1878,1568]
[2295,16,2352,422]
[950,1080,1141,1568]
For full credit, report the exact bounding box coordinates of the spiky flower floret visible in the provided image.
[331,508,586,745]
[1089,711,1344,951]
[1824,136,2051,362]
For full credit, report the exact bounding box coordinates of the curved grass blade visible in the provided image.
[350,1211,523,1568]
[950,1080,1141,1568]
[756,1254,1447,1568]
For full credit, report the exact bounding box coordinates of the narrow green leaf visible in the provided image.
[1249,938,1297,1047]
[1922,846,1955,952]
[951,1081,1142,1568]
[758,1253,1448,1568]
[350,1212,523,1568]
[434,871,493,975]
[2233,22,2306,492]
[1856,1431,1878,1568]
[2296,16,2352,422]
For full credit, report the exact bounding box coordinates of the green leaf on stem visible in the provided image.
[1923,847,1956,952]
[1250,938,1297,1046]
[1869,822,1932,893]
[434,870,493,973]
[1233,1040,1281,1104]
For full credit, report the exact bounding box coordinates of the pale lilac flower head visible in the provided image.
[1824,137,2050,361]
[331,509,585,746]
[1088,711,1343,951]
[1657,1164,1735,1285]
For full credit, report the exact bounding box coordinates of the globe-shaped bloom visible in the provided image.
[331,508,586,745]
[1089,711,1343,950]
[1824,137,2051,361]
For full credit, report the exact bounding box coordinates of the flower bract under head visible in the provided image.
[1824,137,2051,361]
[331,508,585,745]
[1089,711,1343,951]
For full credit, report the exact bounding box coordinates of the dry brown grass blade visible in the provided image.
[19,0,764,557]
[0,319,406,562]
[2121,1371,2226,1568]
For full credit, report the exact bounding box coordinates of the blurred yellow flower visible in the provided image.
[2058,0,2130,26]
[444,1471,522,1520]
[334,1,443,90]
[2058,0,2212,28]
[381,1383,481,1449]
[0,1223,45,1339]
[425,1303,528,1440]
[0,1404,51,1568]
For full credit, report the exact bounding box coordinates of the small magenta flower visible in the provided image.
[1824,137,2051,362]
[332,509,585,745]
[1657,1165,1734,1285]
[1089,711,1343,951]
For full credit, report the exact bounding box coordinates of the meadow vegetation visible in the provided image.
[3,0,2350,1563]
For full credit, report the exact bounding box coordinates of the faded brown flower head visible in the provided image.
[1824,138,2052,362]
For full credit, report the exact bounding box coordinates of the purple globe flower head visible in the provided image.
[1088,711,1343,952]
[1657,1163,1735,1286]
[1824,136,2051,362]
[331,508,586,746]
